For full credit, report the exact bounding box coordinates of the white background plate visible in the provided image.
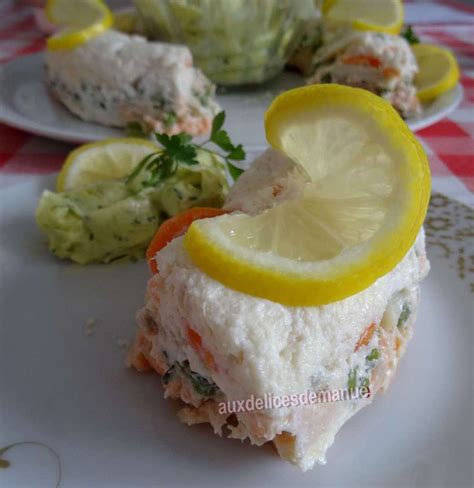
[0,52,464,147]
[0,176,472,487]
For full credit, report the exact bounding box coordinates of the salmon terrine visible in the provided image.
[306,31,421,118]
[45,30,220,135]
[127,148,430,470]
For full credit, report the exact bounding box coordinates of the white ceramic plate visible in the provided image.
[0,177,472,487]
[0,52,464,147]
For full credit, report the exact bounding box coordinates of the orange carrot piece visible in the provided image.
[272,183,284,197]
[203,350,218,372]
[146,207,227,273]
[382,67,399,78]
[355,322,377,351]
[343,55,381,68]
[187,326,218,372]
[187,327,202,350]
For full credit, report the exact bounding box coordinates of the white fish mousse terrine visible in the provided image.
[45,30,220,136]
[127,149,430,470]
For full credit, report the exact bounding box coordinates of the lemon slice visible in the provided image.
[56,138,159,192]
[184,85,430,306]
[322,0,404,35]
[46,0,113,50]
[412,43,460,103]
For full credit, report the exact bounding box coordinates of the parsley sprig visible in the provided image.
[203,111,245,180]
[401,25,420,45]
[125,111,245,188]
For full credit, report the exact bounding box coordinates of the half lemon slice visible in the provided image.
[412,43,460,102]
[322,0,404,35]
[46,0,113,50]
[184,85,430,306]
[56,138,159,192]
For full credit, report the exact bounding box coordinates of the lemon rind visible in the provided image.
[46,0,113,51]
[56,138,159,192]
[322,0,404,35]
[185,85,430,306]
[413,44,460,103]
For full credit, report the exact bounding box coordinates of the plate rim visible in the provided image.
[0,51,465,145]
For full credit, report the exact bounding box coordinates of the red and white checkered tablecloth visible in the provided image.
[0,0,473,204]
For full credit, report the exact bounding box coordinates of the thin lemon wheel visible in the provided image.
[322,0,404,35]
[56,138,159,192]
[46,0,113,51]
[184,85,430,306]
[412,43,460,103]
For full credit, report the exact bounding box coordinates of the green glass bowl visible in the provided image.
[134,0,314,86]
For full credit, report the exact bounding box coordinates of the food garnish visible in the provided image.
[45,0,113,50]
[56,138,159,192]
[401,25,420,45]
[146,207,228,274]
[321,0,404,35]
[36,112,242,264]
[412,43,460,102]
[184,84,431,306]
[126,111,245,188]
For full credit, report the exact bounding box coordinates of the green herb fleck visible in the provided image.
[397,303,411,329]
[348,366,372,390]
[193,87,212,107]
[163,361,218,397]
[164,112,177,128]
[162,364,176,385]
[366,348,379,362]
[348,367,358,389]
[401,25,420,45]
[181,361,218,397]
[125,121,147,138]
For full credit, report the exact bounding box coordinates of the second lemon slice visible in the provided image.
[56,138,159,192]
[322,0,404,35]
[184,85,430,306]
[46,0,113,50]
[412,43,460,102]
